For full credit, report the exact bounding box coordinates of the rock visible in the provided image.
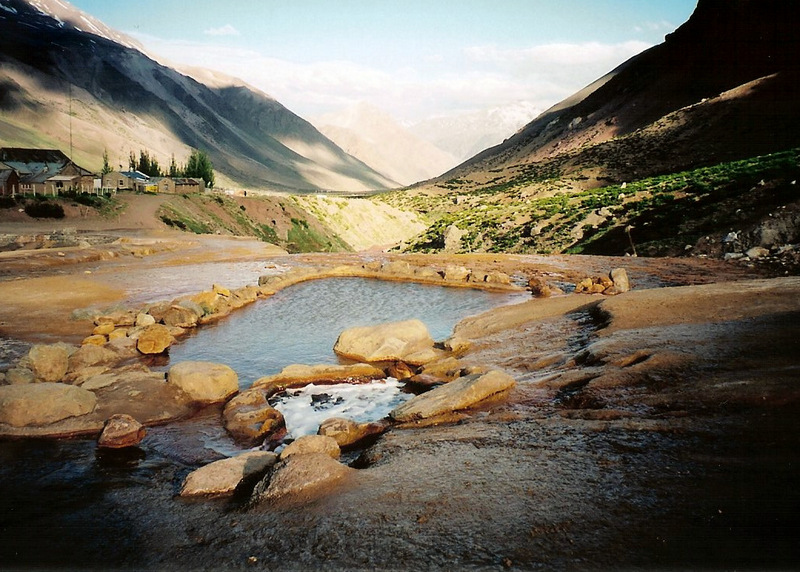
[252,453,352,503]
[252,363,385,392]
[746,246,770,259]
[82,334,107,347]
[334,319,435,364]
[413,266,442,281]
[223,388,287,447]
[386,361,416,380]
[161,305,199,328]
[135,313,156,327]
[443,265,470,282]
[95,311,135,327]
[381,260,412,275]
[485,271,512,285]
[390,370,516,422]
[443,224,467,253]
[0,383,97,427]
[610,268,630,293]
[68,344,119,372]
[529,277,553,298]
[136,324,174,354]
[108,328,128,341]
[97,414,147,448]
[280,435,340,461]
[419,357,463,381]
[180,451,278,497]
[92,323,116,336]
[167,361,239,404]
[28,343,71,382]
[318,417,387,449]
[5,367,35,385]
[177,299,206,318]
[212,284,231,297]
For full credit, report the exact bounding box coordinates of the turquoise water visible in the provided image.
[164,277,526,388]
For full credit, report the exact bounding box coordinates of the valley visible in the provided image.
[1,0,799,570]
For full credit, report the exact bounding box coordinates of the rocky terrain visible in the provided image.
[0,224,798,570]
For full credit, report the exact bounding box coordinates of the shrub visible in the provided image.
[24,202,65,218]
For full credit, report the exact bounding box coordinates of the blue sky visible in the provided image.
[68,0,698,122]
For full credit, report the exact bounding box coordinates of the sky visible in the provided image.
[68,0,698,123]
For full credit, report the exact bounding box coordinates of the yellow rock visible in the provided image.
[82,335,107,347]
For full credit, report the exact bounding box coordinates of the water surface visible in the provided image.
[165,277,527,387]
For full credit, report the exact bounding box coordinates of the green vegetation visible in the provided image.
[385,148,800,255]
[24,201,65,219]
[286,217,349,253]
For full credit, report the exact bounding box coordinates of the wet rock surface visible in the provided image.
[0,232,798,570]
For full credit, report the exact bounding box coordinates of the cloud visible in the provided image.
[130,32,652,123]
[203,24,240,37]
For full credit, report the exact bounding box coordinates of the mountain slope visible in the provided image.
[429,0,800,189]
[382,0,800,257]
[0,0,396,192]
[313,103,457,186]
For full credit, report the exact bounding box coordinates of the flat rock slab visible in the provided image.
[0,382,96,427]
[0,368,198,438]
[252,363,385,392]
[334,319,435,364]
[181,451,278,497]
[390,370,516,422]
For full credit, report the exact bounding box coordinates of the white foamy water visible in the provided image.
[271,378,410,439]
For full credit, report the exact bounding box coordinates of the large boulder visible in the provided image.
[136,324,174,355]
[0,383,97,427]
[223,388,286,447]
[167,361,238,404]
[180,451,278,497]
[333,319,435,364]
[161,305,199,329]
[251,453,353,504]
[27,343,71,382]
[67,344,119,372]
[97,414,146,448]
[279,435,340,461]
[390,370,516,422]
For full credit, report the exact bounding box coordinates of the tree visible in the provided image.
[128,150,136,171]
[184,149,214,189]
[137,150,161,177]
[168,154,181,178]
[101,149,112,175]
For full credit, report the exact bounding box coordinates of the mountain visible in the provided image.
[384,0,800,257]
[313,103,457,186]
[431,0,800,188]
[0,0,396,192]
[408,102,542,164]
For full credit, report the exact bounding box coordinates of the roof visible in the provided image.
[120,170,150,182]
[0,169,18,183]
[0,148,94,181]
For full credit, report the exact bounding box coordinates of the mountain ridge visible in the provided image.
[0,0,396,192]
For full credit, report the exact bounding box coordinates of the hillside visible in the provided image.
[313,103,458,186]
[0,0,396,192]
[383,0,800,259]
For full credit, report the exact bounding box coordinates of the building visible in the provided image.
[0,148,94,195]
[151,176,206,194]
[102,170,151,192]
[0,165,20,196]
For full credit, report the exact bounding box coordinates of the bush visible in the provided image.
[24,202,65,218]
[0,196,17,208]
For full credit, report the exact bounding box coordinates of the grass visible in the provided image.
[389,148,800,255]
